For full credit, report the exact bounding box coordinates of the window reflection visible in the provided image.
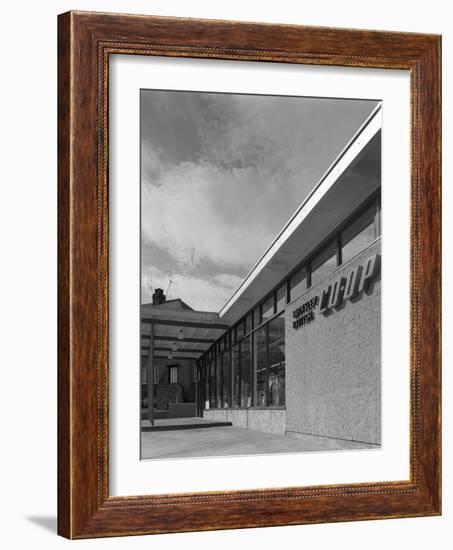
[268,314,285,406]
[216,355,222,408]
[236,321,244,342]
[261,296,275,322]
[290,264,309,301]
[244,313,252,336]
[232,344,240,407]
[204,363,209,407]
[202,197,380,412]
[222,350,230,408]
[341,205,376,263]
[240,336,252,407]
[209,359,216,408]
[311,239,338,285]
[255,325,267,406]
[253,307,260,329]
[276,284,286,312]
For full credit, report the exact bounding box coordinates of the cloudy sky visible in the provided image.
[141,89,378,311]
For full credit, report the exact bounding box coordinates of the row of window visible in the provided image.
[234,196,380,343]
[199,313,285,410]
[198,195,380,410]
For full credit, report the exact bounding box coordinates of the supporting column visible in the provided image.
[146,324,155,426]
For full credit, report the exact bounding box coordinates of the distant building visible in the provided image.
[141,290,227,421]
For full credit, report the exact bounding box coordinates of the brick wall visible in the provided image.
[142,358,196,408]
[285,240,381,445]
[156,383,183,410]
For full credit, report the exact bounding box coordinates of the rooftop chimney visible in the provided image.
[152,288,166,305]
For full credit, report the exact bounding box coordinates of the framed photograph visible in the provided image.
[58,11,441,538]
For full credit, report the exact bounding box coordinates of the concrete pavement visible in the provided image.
[141,422,378,460]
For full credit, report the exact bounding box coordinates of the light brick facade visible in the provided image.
[285,239,381,445]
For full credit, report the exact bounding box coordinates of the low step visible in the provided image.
[142,421,233,432]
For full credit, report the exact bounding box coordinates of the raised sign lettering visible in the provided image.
[292,253,380,329]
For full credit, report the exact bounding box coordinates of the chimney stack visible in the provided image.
[152,288,166,305]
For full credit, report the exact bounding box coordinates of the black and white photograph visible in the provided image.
[140,90,382,460]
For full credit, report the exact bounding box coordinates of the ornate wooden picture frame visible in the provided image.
[58,11,441,539]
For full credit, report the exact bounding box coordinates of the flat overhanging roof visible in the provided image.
[219,104,382,325]
[141,305,227,360]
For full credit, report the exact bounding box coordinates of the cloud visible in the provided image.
[142,265,242,312]
[141,91,378,311]
[141,157,283,272]
[141,141,167,183]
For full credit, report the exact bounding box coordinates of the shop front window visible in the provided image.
[261,295,275,323]
[209,359,216,408]
[222,350,231,408]
[341,204,376,264]
[276,284,286,312]
[268,315,285,406]
[201,197,380,412]
[232,344,240,407]
[240,335,252,407]
[253,307,260,329]
[244,313,252,336]
[204,362,209,407]
[311,239,338,285]
[216,355,223,408]
[290,264,309,301]
[255,325,267,406]
[236,320,244,342]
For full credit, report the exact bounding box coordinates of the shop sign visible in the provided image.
[292,254,380,330]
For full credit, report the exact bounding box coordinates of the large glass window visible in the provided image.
[252,307,260,330]
[236,320,244,342]
[204,362,209,407]
[261,295,275,322]
[311,239,338,285]
[289,264,309,301]
[276,284,286,312]
[219,336,226,352]
[240,336,252,407]
[209,359,216,408]
[202,197,380,412]
[141,362,147,385]
[215,355,223,408]
[244,313,252,336]
[232,344,240,407]
[222,350,231,407]
[268,315,285,406]
[341,204,376,263]
[255,325,267,406]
